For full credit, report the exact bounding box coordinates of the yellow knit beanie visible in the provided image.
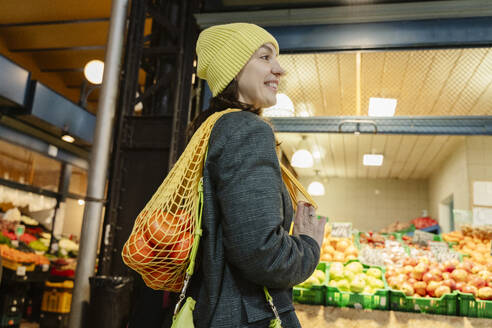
[196,23,279,97]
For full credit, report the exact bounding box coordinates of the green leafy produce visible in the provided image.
[29,240,48,252]
[0,233,11,245]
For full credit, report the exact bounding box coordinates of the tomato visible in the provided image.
[144,209,192,246]
[169,232,193,264]
[125,232,156,264]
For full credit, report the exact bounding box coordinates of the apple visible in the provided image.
[403,265,414,275]
[401,283,415,296]
[469,276,486,289]
[429,268,443,278]
[366,268,382,279]
[435,285,451,298]
[478,270,490,281]
[426,281,441,297]
[451,269,468,282]
[442,279,457,290]
[485,262,492,272]
[456,282,466,292]
[477,287,492,300]
[442,261,456,273]
[415,262,428,274]
[408,278,417,286]
[457,261,473,273]
[422,272,434,283]
[471,264,485,274]
[442,272,451,280]
[462,285,478,297]
[412,271,424,281]
[414,281,427,296]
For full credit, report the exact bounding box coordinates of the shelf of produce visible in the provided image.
[389,290,458,315]
[325,260,389,310]
[293,262,327,305]
[458,292,492,319]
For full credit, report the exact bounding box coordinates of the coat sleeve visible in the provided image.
[210,115,320,289]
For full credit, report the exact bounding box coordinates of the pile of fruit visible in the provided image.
[0,244,49,266]
[358,232,390,248]
[386,257,492,300]
[320,236,358,263]
[442,229,492,265]
[297,269,326,288]
[327,261,385,294]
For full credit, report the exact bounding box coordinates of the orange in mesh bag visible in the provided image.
[122,109,241,291]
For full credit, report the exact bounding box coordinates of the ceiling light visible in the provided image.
[291,136,313,168]
[368,97,397,117]
[61,134,75,143]
[78,199,85,205]
[308,170,325,196]
[262,93,295,117]
[84,59,104,84]
[363,154,384,166]
[291,149,314,168]
[308,181,325,196]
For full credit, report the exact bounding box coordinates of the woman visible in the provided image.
[188,23,326,327]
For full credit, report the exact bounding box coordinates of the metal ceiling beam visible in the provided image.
[270,116,492,135]
[10,45,105,53]
[195,0,492,27]
[0,18,109,28]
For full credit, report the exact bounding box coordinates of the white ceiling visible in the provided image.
[277,133,469,180]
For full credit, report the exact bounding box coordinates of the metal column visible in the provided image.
[68,0,129,327]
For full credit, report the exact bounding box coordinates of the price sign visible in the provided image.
[429,241,449,252]
[412,230,435,245]
[11,240,19,248]
[16,266,26,276]
[331,223,352,238]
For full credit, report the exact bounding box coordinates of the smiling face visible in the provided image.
[235,43,285,109]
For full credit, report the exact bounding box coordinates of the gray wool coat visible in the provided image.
[188,110,320,328]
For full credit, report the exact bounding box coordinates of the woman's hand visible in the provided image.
[292,201,326,248]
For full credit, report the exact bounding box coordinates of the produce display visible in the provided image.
[358,232,391,248]
[297,269,326,288]
[379,221,413,234]
[442,228,492,266]
[358,240,408,267]
[327,261,385,294]
[0,244,49,265]
[320,236,358,263]
[386,257,492,300]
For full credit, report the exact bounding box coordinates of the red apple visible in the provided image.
[442,279,457,290]
[429,268,443,279]
[443,261,456,273]
[457,261,473,273]
[412,271,424,281]
[469,276,486,289]
[442,272,451,280]
[435,285,451,298]
[478,270,490,281]
[414,281,427,296]
[462,285,478,297]
[451,269,468,282]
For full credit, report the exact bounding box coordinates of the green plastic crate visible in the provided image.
[292,262,327,305]
[325,260,389,310]
[389,290,458,315]
[458,292,492,318]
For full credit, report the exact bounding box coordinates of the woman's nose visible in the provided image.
[272,60,285,76]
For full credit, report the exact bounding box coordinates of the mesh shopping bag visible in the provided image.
[121,109,240,292]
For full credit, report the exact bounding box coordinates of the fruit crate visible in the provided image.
[292,262,327,305]
[325,260,389,310]
[389,290,458,315]
[458,292,492,319]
